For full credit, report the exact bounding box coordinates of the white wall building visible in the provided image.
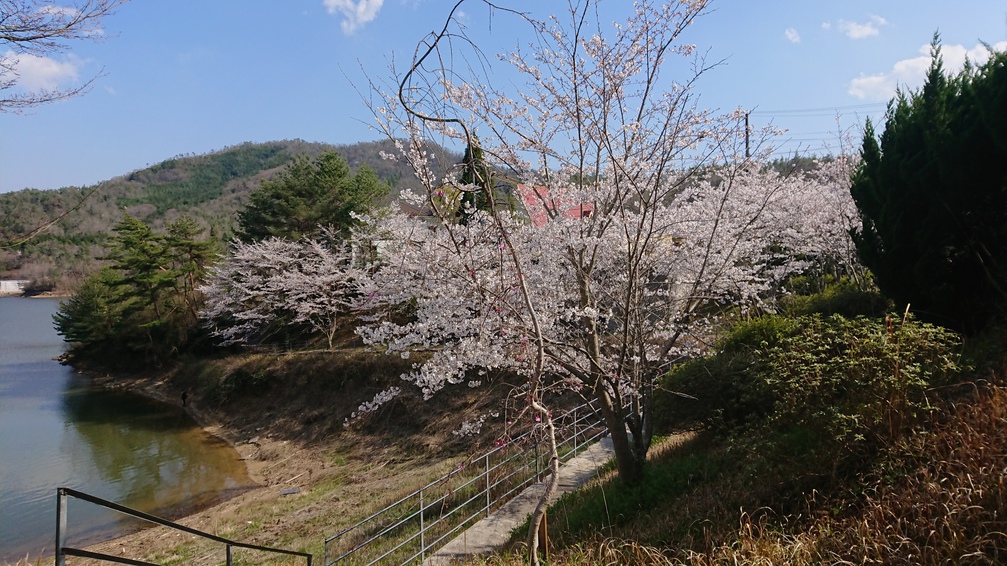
[0,280,29,296]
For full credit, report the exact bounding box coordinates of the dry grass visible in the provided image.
[2,557,44,566]
[813,383,1007,565]
[462,382,1007,566]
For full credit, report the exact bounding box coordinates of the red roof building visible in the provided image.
[517,185,594,227]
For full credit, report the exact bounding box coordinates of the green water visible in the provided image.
[0,297,253,561]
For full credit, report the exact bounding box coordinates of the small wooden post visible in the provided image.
[538,510,549,561]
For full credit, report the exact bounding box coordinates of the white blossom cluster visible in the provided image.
[194,1,863,499]
[353,0,863,448]
[355,161,858,404]
[452,414,489,437]
[199,232,362,349]
[348,386,401,421]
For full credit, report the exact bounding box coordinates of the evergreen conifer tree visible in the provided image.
[851,37,1007,330]
[237,151,389,242]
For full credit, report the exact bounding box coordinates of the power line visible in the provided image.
[751,111,887,120]
[778,137,849,143]
[774,130,858,137]
[751,103,886,116]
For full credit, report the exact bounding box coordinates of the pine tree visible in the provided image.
[53,267,124,353]
[54,215,216,362]
[851,37,1007,330]
[236,151,389,242]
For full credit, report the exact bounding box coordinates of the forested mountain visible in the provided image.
[0,139,458,290]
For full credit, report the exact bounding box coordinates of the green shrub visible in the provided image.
[657,315,800,433]
[716,314,801,353]
[780,278,890,318]
[659,313,964,476]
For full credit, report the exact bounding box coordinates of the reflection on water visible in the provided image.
[0,298,253,561]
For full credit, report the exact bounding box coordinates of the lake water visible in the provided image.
[0,297,253,561]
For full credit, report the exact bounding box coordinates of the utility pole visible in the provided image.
[744,111,750,159]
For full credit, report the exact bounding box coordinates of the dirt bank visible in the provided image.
[67,371,328,564]
[63,351,512,565]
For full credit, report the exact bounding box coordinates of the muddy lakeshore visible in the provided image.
[70,373,327,563]
[64,354,506,565]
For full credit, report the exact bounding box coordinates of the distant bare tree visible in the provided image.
[1,0,130,113]
[0,0,130,250]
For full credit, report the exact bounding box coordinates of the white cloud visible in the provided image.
[848,41,1007,101]
[821,21,831,31]
[838,14,887,40]
[784,27,801,44]
[323,0,384,34]
[4,50,82,91]
[847,73,896,101]
[940,42,1007,70]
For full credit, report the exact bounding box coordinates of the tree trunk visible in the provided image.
[527,412,561,565]
[596,386,644,485]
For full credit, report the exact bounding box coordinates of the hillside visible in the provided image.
[0,139,459,290]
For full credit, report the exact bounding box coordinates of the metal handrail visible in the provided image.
[323,399,610,565]
[56,487,312,566]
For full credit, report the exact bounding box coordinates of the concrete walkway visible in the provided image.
[424,437,616,565]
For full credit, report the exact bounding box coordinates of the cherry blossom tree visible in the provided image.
[355,1,859,558]
[200,232,361,350]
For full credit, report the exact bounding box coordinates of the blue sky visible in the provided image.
[1,0,1005,193]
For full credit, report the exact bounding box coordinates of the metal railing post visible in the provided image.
[574,408,580,457]
[419,487,425,562]
[55,487,311,565]
[534,440,540,482]
[320,399,613,564]
[56,487,67,566]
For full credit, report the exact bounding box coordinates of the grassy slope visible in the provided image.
[485,380,1007,566]
[467,304,1007,565]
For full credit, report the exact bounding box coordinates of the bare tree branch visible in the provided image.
[1,0,130,113]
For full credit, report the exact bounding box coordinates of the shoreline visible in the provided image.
[2,364,278,565]
[90,371,243,451]
[44,349,483,564]
[0,290,72,299]
[64,369,319,562]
